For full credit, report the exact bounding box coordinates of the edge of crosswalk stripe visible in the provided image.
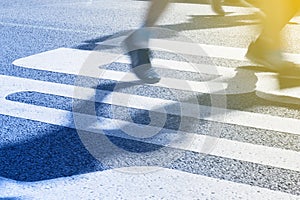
[12,47,300,105]
[1,89,300,172]
[13,48,300,101]
[97,37,300,64]
[11,48,258,95]
[255,73,300,104]
[1,166,298,200]
[1,74,300,136]
[12,47,236,76]
[256,90,300,105]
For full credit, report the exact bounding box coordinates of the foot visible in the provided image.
[128,49,161,84]
[123,30,161,84]
[211,0,225,15]
[246,38,300,75]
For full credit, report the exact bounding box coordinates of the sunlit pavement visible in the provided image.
[1,1,300,199]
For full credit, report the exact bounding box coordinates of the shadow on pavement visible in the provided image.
[1,16,299,183]
[0,122,105,182]
[162,12,261,31]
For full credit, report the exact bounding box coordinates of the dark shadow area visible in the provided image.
[75,9,264,54]
[0,122,105,182]
[0,72,196,182]
[76,13,261,53]
[239,65,300,93]
[1,27,220,179]
[68,61,225,169]
[2,23,299,184]
[77,33,123,51]
[136,0,260,7]
[94,82,182,153]
[227,66,300,107]
[161,12,261,31]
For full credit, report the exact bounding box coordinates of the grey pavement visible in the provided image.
[0,1,300,199]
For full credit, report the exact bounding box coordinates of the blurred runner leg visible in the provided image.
[124,0,169,84]
[246,0,300,73]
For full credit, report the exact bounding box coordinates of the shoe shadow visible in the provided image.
[227,65,300,106]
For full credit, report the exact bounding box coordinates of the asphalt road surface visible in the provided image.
[1,0,300,199]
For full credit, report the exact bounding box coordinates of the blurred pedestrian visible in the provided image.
[246,0,300,73]
[123,0,228,83]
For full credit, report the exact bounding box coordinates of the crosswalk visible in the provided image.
[1,33,300,199]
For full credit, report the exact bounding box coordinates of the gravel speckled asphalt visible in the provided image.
[1,0,300,199]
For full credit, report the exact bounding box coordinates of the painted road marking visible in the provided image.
[1,167,299,200]
[98,36,300,64]
[11,48,259,95]
[99,36,300,104]
[1,75,300,136]
[2,3,299,199]
[2,41,300,184]
[12,47,236,74]
[256,73,300,104]
[1,74,300,171]
[13,47,300,102]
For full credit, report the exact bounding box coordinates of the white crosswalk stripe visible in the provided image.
[1,75,300,172]
[98,36,300,64]
[1,167,299,200]
[1,37,300,199]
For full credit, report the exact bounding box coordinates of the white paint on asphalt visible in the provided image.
[98,36,300,64]
[10,47,259,95]
[0,167,299,200]
[1,74,300,136]
[1,74,300,171]
[2,2,299,199]
[14,47,236,75]
[12,46,300,102]
[11,47,239,81]
[256,73,300,104]
[4,42,300,173]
